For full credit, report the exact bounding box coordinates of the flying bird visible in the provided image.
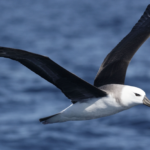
[0,5,150,124]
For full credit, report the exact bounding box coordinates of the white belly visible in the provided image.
[61,96,129,121]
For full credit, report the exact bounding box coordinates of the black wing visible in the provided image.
[94,4,150,87]
[0,47,107,103]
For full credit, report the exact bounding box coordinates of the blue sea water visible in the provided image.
[0,1,150,150]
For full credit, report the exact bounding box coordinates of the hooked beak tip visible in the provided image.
[143,96,150,107]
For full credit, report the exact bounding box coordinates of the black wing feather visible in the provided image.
[94,4,150,87]
[0,47,107,103]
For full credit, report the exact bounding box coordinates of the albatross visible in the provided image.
[0,5,150,124]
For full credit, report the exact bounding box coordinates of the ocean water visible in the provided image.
[0,1,150,150]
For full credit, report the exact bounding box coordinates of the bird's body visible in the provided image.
[42,85,145,124]
[46,96,122,124]
[0,5,150,124]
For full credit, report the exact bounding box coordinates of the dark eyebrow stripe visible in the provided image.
[135,93,141,96]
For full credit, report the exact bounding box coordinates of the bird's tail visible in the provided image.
[39,113,62,124]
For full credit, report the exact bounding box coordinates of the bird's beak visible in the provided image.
[143,96,150,107]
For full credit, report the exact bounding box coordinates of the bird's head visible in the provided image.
[121,86,150,107]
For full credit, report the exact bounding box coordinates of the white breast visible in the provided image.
[60,96,129,121]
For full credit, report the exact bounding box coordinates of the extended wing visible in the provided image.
[0,47,107,103]
[94,5,150,87]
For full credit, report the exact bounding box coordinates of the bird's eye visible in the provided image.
[134,93,141,96]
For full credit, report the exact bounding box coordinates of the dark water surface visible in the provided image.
[0,1,150,150]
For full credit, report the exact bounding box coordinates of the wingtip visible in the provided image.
[147,4,150,9]
[132,4,150,31]
[144,4,150,15]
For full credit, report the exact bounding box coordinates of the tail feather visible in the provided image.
[39,113,61,124]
